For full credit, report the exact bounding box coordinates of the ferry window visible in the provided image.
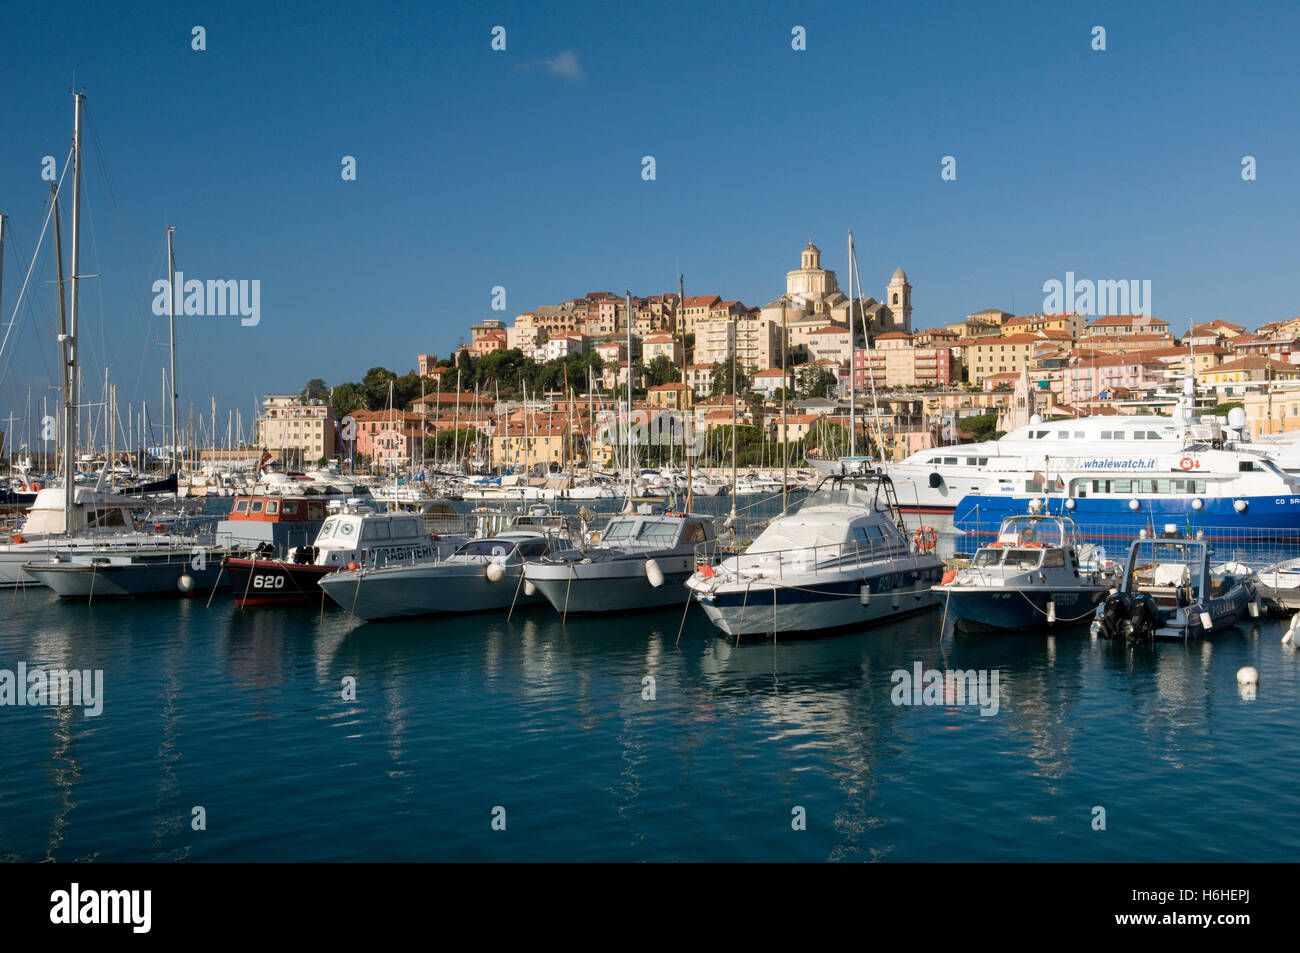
[1075,432,1085,439]
[1100,431,1111,439]
[282,501,299,515]
[1239,461,1260,472]
[978,457,988,465]
[1112,480,1132,493]
[1155,480,1171,494]
[1196,480,1207,493]
[251,500,264,514]
[943,457,957,465]
[1147,431,1160,439]
[362,521,392,541]
[267,501,280,515]
[1134,432,1146,440]
[235,500,249,514]
[1042,550,1065,568]
[966,458,977,465]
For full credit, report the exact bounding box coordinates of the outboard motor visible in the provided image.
[1097,592,1129,640]
[1126,594,1159,642]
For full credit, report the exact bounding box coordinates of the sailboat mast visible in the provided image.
[625,289,633,510]
[847,229,856,459]
[63,91,85,533]
[166,226,179,477]
[679,273,692,512]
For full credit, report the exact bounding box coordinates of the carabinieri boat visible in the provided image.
[685,474,943,638]
[934,511,1118,632]
[1089,535,1261,641]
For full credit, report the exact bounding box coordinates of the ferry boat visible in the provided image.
[222,501,466,606]
[685,474,943,637]
[1089,535,1260,641]
[934,511,1118,632]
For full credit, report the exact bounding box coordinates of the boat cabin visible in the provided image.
[589,514,715,551]
[216,494,329,551]
[1119,538,1216,608]
[307,508,445,568]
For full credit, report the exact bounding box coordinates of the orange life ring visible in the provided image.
[1179,457,1194,471]
[29,482,41,492]
[913,526,938,552]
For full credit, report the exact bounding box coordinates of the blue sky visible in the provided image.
[2,0,1298,444]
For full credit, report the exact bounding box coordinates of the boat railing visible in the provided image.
[957,518,1300,575]
[694,537,912,580]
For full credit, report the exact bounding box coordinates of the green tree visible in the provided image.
[710,357,751,397]
[646,355,680,387]
[330,381,368,418]
[301,378,329,402]
[957,412,1001,442]
[797,366,835,399]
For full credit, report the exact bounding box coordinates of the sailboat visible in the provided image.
[0,92,219,589]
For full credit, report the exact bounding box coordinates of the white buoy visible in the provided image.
[1248,600,1260,618]
[1129,498,1141,511]
[1199,610,1213,630]
[645,558,664,588]
[523,580,536,596]
[485,561,505,583]
[1237,666,1259,686]
[1234,499,1248,513]
[1046,600,1056,624]
[1191,498,1204,511]
[1064,498,1076,510]
[177,574,195,593]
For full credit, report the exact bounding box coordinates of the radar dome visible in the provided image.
[1227,407,1248,429]
[1029,414,1043,425]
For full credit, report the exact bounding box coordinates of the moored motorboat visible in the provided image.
[523,509,720,614]
[1090,536,1260,641]
[934,512,1118,631]
[685,474,943,637]
[318,531,561,621]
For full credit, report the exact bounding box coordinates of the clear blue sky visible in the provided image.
[2,0,1298,443]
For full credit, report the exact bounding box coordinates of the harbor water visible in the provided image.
[1,494,1298,861]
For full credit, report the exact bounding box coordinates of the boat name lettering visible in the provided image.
[1079,457,1158,471]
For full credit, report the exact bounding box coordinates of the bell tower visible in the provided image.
[886,268,912,331]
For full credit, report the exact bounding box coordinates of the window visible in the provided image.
[250,500,264,514]
[235,500,250,514]
[266,500,280,515]
[1043,550,1065,568]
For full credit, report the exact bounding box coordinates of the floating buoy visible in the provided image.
[1248,600,1260,618]
[1046,600,1056,624]
[346,561,359,571]
[1191,498,1204,511]
[524,580,536,596]
[1234,499,1248,513]
[1199,611,1213,630]
[485,561,505,582]
[1237,666,1259,686]
[1128,498,1140,511]
[1065,498,1076,510]
[645,558,664,588]
[177,574,195,593]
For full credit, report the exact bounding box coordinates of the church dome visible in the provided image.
[803,240,820,254]
[891,268,908,282]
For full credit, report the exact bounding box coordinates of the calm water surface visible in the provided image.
[1,500,1297,861]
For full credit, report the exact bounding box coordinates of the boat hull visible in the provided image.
[525,553,699,614]
[319,563,545,620]
[690,560,943,637]
[936,585,1109,632]
[224,558,337,605]
[23,556,228,599]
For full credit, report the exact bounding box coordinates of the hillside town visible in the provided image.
[255,239,1300,470]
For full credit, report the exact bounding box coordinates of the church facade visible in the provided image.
[759,240,913,362]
